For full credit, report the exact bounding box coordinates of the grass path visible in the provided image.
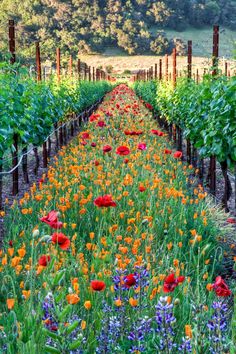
[0,85,233,353]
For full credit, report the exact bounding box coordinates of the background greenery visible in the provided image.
[0,0,236,61]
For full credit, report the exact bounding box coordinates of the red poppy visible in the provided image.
[124,130,143,136]
[124,274,136,288]
[81,140,87,146]
[51,233,70,250]
[124,158,129,164]
[9,240,13,247]
[227,218,236,224]
[139,186,146,192]
[38,255,51,267]
[91,142,97,147]
[40,211,63,229]
[94,195,117,208]
[93,160,100,166]
[212,276,231,297]
[145,103,153,110]
[173,151,183,159]
[138,143,147,151]
[151,130,164,136]
[116,146,130,156]
[81,132,90,139]
[97,120,106,127]
[164,149,172,154]
[103,145,112,153]
[90,114,100,122]
[91,280,106,291]
[163,273,185,293]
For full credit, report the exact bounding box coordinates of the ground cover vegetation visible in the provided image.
[0,84,235,353]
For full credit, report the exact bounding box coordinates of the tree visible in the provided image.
[150,33,169,54]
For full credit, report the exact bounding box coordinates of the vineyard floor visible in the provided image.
[0,85,234,353]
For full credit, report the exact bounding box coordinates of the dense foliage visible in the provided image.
[0,63,113,158]
[134,76,236,167]
[0,85,234,353]
[0,0,236,58]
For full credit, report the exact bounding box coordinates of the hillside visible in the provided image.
[0,0,236,60]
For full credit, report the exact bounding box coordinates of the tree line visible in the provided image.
[0,0,235,60]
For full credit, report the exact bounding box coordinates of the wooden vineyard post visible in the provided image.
[212,25,219,77]
[9,20,19,195]
[89,66,91,81]
[36,42,42,82]
[187,40,192,164]
[187,41,192,80]
[9,20,16,64]
[165,54,168,81]
[78,59,81,80]
[159,59,162,80]
[155,64,157,80]
[209,25,219,196]
[93,67,95,81]
[225,61,228,76]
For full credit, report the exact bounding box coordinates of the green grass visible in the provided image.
[151,25,236,58]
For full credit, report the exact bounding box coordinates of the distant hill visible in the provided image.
[0,0,236,60]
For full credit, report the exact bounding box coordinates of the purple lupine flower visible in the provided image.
[154,296,177,352]
[178,337,192,352]
[96,301,122,353]
[127,316,153,352]
[207,301,229,354]
[42,293,58,332]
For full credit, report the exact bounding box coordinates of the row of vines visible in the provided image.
[0,63,113,159]
[134,75,236,210]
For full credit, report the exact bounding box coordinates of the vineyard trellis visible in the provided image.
[0,20,113,217]
[133,25,236,215]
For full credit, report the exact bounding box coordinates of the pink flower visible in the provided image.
[137,143,147,151]
[97,121,106,127]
